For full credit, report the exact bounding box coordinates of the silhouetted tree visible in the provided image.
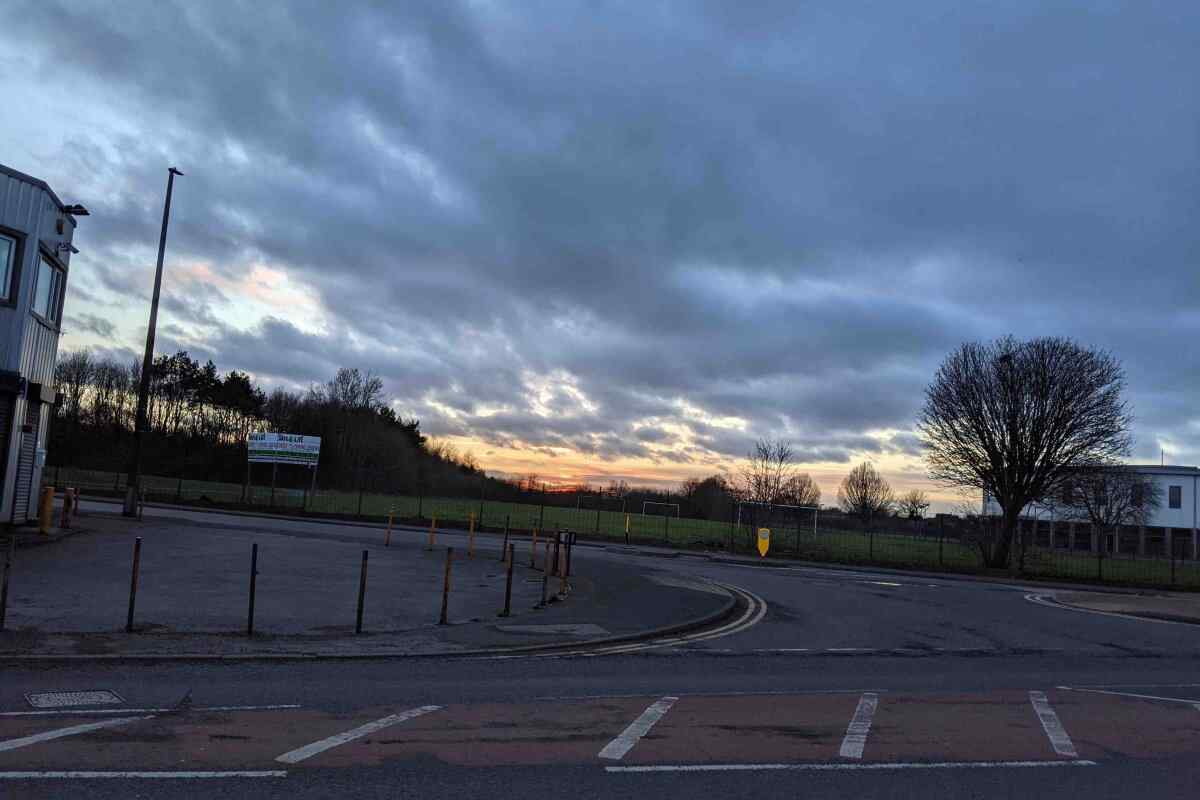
[837,462,894,523]
[919,336,1132,569]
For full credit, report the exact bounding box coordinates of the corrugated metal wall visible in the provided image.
[0,173,52,373]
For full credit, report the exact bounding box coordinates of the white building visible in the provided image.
[983,464,1200,557]
[0,164,85,524]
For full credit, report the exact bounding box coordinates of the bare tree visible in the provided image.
[1047,467,1162,545]
[837,462,894,523]
[779,473,821,508]
[898,489,930,520]
[741,438,796,505]
[919,336,1132,568]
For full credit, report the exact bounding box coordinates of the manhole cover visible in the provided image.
[25,690,125,709]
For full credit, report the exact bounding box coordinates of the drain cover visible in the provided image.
[25,690,125,709]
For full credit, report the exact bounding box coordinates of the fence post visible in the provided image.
[531,527,539,567]
[626,514,631,546]
[663,514,669,545]
[1171,535,1177,587]
[270,463,277,508]
[938,515,945,566]
[595,505,601,535]
[439,547,454,625]
[468,513,476,558]
[418,493,423,521]
[868,528,875,562]
[426,517,437,551]
[566,531,575,577]
[500,515,510,562]
[357,488,364,518]
[355,549,369,634]
[539,487,546,532]
[247,543,258,636]
[500,543,514,617]
[385,507,394,547]
[0,535,13,631]
[125,537,143,633]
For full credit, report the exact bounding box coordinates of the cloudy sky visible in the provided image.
[3,1,1198,507]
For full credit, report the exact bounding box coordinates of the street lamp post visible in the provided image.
[123,167,184,517]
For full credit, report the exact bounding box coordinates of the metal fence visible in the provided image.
[41,465,1200,591]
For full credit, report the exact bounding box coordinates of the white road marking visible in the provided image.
[606,760,1098,773]
[275,705,441,764]
[0,771,287,779]
[0,703,301,718]
[839,692,878,759]
[1057,686,1200,706]
[598,696,679,760]
[1024,593,1178,625]
[0,715,154,753]
[1030,691,1078,757]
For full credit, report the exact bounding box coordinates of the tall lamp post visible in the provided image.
[123,167,184,517]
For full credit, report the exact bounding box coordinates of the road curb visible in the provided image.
[0,580,739,666]
[1030,592,1200,627]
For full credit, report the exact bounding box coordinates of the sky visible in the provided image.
[2,1,1198,509]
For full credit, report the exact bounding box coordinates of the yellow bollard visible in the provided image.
[468,513,476,558]
[427,516,438,551]
[38,487,54,535]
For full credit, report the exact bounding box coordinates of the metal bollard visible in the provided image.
[531,527,539,568]
[468,513,476,558]
[385,507,395,547]
[558,542,568,596]
[500,515,510,562]
[537,542,551,607]
[247,543,259,636]
[59,489,72,529]
[500,543,514,617]
[38,487,54,535]
[0,535,13,632]
[552,530,562,577]
[439,547,455,625]
[426,516,438,551]
[565,531,575,577]
[125,537,142,632]
[355,550,369,634]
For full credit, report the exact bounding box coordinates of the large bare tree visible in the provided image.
[837,462,894,522]
[741,438,796,505]
[919,336,1132,568]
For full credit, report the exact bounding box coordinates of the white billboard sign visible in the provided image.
[248,432,321,466]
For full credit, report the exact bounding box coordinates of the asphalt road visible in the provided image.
[4,505,1200,798]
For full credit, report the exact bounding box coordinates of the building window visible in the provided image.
[0,233,14,301]
[1169,485,1182,510]
[32,255,64,323]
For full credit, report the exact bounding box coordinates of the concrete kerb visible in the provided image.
[0,581,739,666]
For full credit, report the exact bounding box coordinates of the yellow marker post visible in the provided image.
[38,487,54,535]
[757,527,771,558]
[385,506,395,547]
[427,516,438,551]
[468,513,476,558]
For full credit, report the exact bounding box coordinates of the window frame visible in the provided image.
[0,224,25,308]
[1168,485,1182,510]
[31,249,66,326]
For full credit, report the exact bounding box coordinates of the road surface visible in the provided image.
[3,505,1199,798]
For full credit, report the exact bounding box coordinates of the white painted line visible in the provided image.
[0,703,301,718]
[1024,593,1178,625]
[1057,686,1200,706]
[598,696,679,760]
[0,715,154,753]
[1030,691,1078,757]
[0,771,287,779]
[839,693,878,759]
[275,705,441,764]
[606,760,1098,773]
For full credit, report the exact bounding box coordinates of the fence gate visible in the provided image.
[12,400,39,522]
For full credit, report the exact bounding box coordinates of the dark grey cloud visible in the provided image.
[6,0,1200,479]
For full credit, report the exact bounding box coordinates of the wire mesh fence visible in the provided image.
[42,464,1200,591]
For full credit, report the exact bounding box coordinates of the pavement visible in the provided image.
[1047,589,1200,625]
[3,503,1200,798]
[0,507,733,659]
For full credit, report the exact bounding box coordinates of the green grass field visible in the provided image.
[47,465,1200,590]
